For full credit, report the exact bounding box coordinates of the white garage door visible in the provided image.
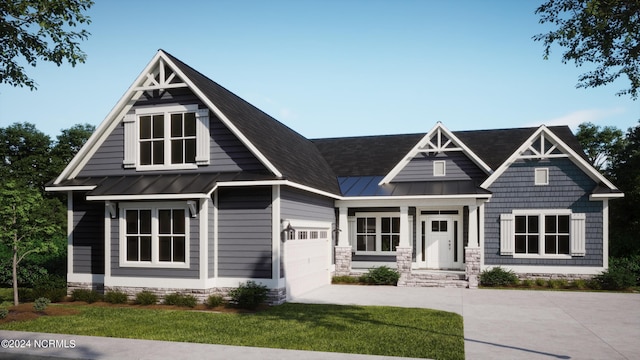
[284,223,331,299]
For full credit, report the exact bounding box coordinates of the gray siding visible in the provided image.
[72,193,105,274]
[280,188,335,223]
[77,95,266,177]
[484,158,603,266]
[393,152,486,182]
[217,187,273,278]
[110,201,200,278]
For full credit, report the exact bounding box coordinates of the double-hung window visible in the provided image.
[120,202,190,268]
[354,213,401,253]
[500,210,585,257]
[123,104,210,170]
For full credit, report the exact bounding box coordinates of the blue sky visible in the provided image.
[0,0,637,140]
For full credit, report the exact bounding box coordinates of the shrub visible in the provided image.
[228,281,269,309]
[32,288,67,303]
[32,275,67,303]
[104,290,129,304]
[0,308,7,319]
[163,293,198,308]
[547,279,567,289]
[360,266,401,285]
[571,279,588,290]
[479,267,519,287]
[593,265,636,290]
[521,279,534,287]
[134,291,158,305]
[535,278,548,287]
[609,256,640,286]
[71,289,102,303]
[18,288,34,303]
[332,275,360,284]
[205,294,225,308]
[33,297,51,312]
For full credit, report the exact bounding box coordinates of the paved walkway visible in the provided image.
[0,286,638,359]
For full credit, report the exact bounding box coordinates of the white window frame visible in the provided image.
[353,212,401,254]
[534,168,549,185]
[500,209,585,259]
[123,104,210,170]
[433,160,446,177]
[119,201,191,269]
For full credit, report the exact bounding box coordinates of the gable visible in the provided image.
[480,126,620,195]
[379,123,492,185]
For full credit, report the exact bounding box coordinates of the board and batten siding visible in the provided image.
[217,187,273,279]
[110,202,200,278]
[484,158,603,266]
[72,192,105,274]
[392,152,485,182]
[77,105,266,177]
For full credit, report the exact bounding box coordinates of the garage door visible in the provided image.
[284,224,331,299]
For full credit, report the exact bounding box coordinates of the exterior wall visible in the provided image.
[72,192,105,274]
[280,187,335,223]
[217,187,273,278]
[110,201,200,278]
[484,158,603,266]
[393,152,485,182]
[76,92,266,177]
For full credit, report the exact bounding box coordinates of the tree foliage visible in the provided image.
[0,181,60,305]
[0,0,93,90]
[575,122,625,171]
[534,0,640,99]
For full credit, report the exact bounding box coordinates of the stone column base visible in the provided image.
[395,246,413,275]
[465,247,481,289]
[334,246,353,276]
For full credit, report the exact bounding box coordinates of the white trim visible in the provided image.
[481,125,619,192]
[534,168,549,185]
[272,185,281,281]
[590,193,624,199]
[118,201,191,269]
[213,191,219,279]
[210,179,341,200]
[46,185,96,192]
[379,122,492,185]
[105,203,111,280]
[68,273,105,283]
[67,192,74,277]
[87,193,209,201]
[481,264,605,275]
[199,198,208,287]
[603,200,609,269]
[353,212,402,254]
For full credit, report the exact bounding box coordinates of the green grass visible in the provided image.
[0,303,464,360]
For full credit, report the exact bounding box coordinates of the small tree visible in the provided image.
[0,182,59,305]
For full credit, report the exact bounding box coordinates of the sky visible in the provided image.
[0,0,638,141]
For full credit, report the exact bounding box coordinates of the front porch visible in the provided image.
[334,201,484,288]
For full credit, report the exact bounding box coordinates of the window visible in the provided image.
[433,160,446,177]
[535,168,549,185]
[500,210,585,257]
[120,202,190,268]
[123,105,210,170]
[355,214,401,252]
[431,220,448,232]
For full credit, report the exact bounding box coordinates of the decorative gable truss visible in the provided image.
[379,122,492,185]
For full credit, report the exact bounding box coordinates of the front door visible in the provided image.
[422,216,461,269]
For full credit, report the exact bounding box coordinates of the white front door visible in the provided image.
[422,215,462,269]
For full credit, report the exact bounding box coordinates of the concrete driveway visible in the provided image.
[293,285,640,360]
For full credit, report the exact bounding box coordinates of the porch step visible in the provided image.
[397,271,468,288]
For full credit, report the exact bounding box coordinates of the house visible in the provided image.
[46,50,623,303]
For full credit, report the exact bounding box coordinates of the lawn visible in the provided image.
[0,302,464,360]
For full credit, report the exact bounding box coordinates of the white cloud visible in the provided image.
[530,107,626,130]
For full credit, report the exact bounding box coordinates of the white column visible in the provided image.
[399,206,410,247]
[338,207,349,246]
[468,204,479,248]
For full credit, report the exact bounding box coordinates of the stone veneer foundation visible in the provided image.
[334,246,353,276]
[464,247,481,289]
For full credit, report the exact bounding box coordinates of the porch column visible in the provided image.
[465,204,481,288]
[396,206,412,277]
[335,206,352,276]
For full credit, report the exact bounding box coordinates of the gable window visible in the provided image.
[535,168,549,185]
[120,202,191,268]
[500,210,585,257]
[355,213,400,253]
[123,104,210,170]
[433,160,446,177]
